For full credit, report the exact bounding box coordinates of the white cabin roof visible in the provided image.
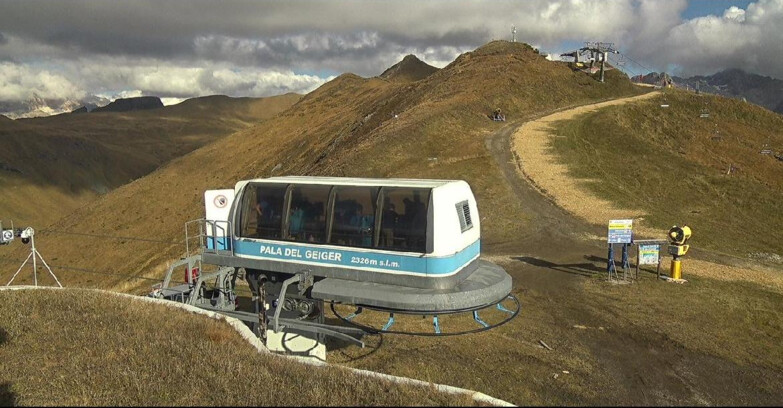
[246,176,459,189]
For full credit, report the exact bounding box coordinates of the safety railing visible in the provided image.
[184,219,233,257]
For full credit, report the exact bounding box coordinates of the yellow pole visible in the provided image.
[670,259,682,280]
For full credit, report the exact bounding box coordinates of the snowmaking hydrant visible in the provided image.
[667,225,691,280]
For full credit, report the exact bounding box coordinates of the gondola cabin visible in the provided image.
[202,176,511,313]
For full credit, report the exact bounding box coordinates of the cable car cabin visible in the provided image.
[201,176,511,314]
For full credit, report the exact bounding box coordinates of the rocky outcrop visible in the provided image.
[92,96,164,113]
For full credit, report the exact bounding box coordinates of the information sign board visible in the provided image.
[639,244,661,265]
[608,219,633,244]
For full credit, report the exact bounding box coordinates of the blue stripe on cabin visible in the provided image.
[229,239,480,275]
[205,237,231,251]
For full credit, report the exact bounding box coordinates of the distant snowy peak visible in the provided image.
[1,94,106,119]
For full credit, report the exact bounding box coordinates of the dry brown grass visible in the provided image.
[9,41,778,406]
[0,288,476,406]
[527,88,783,259]
[0,94,300,227]
[329,257,783,406]
[0,41,643,292]
[683,258,783,292]
[512,92,661,237]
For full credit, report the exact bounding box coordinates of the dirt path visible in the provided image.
[498,91,783,286]
[484,118,608,295]
[485,122,601,243]
[335,92,783,406]
[481,95,665,293]
[472,93,783,405]
[510,92,660,237]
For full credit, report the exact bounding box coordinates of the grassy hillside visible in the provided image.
[550,89,783,259]
[3,41,783,406]
[0,93,300,227]
[379,54,439,82]
[0,41,644,290]
[0,289,474,406]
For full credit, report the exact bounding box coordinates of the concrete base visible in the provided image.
[266,329,326,362]
[659,276,688,284]
[608,279,632,285]
[311,260,511,313]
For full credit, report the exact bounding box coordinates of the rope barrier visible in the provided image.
[0,257,253,297]
[39,229,182,245]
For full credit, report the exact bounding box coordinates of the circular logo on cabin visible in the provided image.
[214,195,228,208]
[2,230,12,241]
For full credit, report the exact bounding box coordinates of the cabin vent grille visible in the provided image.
[456,200,473,233]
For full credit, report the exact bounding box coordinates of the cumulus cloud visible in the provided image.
[641,0,783,78]
[0,62,85,102]
[1,0,782,116]
[0,0,652,76]
[723,6,747,21]
[77,60,329,98]
[0,57,329,116]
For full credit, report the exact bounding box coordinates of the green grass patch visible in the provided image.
[583,272,783,369]
[550,89,783,257]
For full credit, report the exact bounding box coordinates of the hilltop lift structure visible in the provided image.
[561,42,620,83]
[150,177,519,359]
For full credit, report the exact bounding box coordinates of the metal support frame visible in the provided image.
[272,274,302,333]
[6,231,62,288]
[606,243,631,281]
[621,243,630,279]
[152,219,367,349]
[345,307,363,321]
[152,254,236,311]
[331,294,520,336]
[473,311,489,328]
[382,314,395,331]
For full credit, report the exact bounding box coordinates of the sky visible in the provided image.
[1,0,781,115]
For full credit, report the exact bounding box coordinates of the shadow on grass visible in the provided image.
[0,382,16,407]
[235,295,385,361]
[513,255,608,277]
[323,315,386,362]
[0,327,12,405]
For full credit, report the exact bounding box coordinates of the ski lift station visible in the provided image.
[151,176,518,359]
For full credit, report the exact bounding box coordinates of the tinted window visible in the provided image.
[240,183,286,239]
[378,188,430,252]
[287,185,331,243]
[329,186,379,248]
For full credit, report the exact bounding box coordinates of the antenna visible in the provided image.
[5,227,62,287]
[511,25,516,42]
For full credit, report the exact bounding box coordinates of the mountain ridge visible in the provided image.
[633,68,783,114]
[379,54,439,83]
[91,96,164,113]
[0,93,301,227]
[8,40,644,289]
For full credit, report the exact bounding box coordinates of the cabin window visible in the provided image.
[378,188,430,252]
[329,186,380,248]
[287,185,330,243]
[240,183,287,239]
[456,200,473,232]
